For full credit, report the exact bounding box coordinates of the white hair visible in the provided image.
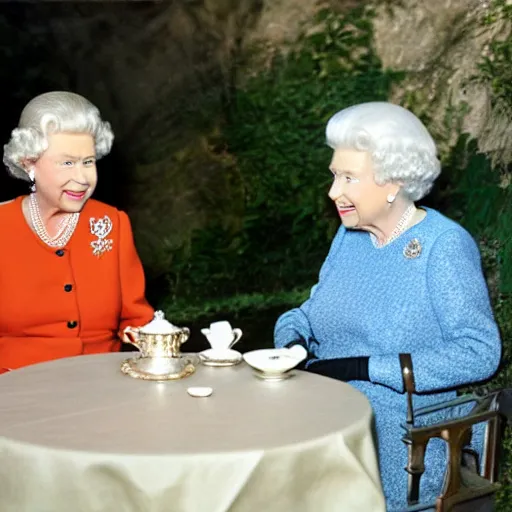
[3,91,114,181]
[326,102,441,201]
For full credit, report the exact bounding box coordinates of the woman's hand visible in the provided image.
[284,338,310,369]
[121,327,140,345]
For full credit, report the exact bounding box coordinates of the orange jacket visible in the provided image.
[0,196,154,370]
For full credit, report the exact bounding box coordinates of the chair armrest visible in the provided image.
[400,353,416,424]
[401,393,500,433]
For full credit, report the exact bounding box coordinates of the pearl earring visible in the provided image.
[28,168,36,192]
[386,194,396,204]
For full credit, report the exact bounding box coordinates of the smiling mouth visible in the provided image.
[337,205,355,215]
[64,190,87,200]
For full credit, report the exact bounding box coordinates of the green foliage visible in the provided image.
[162,6,404,309]
[164,288,310,324]
[493,296,512,509]
[438,135,512,295]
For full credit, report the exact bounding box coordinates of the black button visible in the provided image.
[64,284,73,292]
[67,321,77,329]
[56,250,65,257]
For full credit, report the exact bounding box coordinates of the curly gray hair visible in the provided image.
[3,91,114,181]
[326,102,441,201]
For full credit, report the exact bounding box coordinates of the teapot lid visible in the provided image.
[140,311,181,335]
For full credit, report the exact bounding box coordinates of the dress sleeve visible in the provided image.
[369,229,502,393]
[117,210,154,333]
[274,226,346,352]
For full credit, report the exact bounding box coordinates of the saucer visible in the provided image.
[253,369,295,381]
[199,349,243,367]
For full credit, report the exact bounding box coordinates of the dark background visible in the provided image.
[1,0,511,505]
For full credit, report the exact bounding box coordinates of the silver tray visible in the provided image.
[121,354,197,381]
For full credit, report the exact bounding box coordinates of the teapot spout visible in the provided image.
[200,328,211,336]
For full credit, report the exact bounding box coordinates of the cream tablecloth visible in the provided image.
[0,353,385,512]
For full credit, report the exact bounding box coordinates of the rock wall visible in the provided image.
[372,0,511,163]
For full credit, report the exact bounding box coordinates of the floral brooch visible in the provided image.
[403,238,422,259]
[90,216,113,257]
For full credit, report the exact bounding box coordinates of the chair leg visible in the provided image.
[483,417,500,482]
[406,438,429,504]
[439,427,467,500]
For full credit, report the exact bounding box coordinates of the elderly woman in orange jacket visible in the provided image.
[0,91,154,371]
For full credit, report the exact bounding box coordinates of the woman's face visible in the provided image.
[30,132,97,213]
[328,148,398,229]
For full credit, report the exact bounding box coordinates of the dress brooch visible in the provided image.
[90,216,113,257]
[403,238,422,259]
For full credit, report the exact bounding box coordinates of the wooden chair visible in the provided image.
[398,353,512,512]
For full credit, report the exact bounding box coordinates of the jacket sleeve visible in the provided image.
[369,229,502,393]
[117,210,154,333]
[274,226,346,353]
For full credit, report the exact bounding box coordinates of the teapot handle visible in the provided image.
[181,327,190,343]
[123,326,141,350]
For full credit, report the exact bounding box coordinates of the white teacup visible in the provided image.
[201,321,242,353]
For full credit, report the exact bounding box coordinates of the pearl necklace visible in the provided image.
[28,193,80,248]
[370,204,416,248]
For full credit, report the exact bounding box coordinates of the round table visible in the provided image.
[0,353,385,512]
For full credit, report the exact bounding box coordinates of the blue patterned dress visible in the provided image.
[274,208,501,511]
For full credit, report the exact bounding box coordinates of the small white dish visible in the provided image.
[243,348,307,376]
[187,386,213,398]
[199,348,243,367]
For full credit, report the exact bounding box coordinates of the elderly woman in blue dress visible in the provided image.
[274,102,502,511]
